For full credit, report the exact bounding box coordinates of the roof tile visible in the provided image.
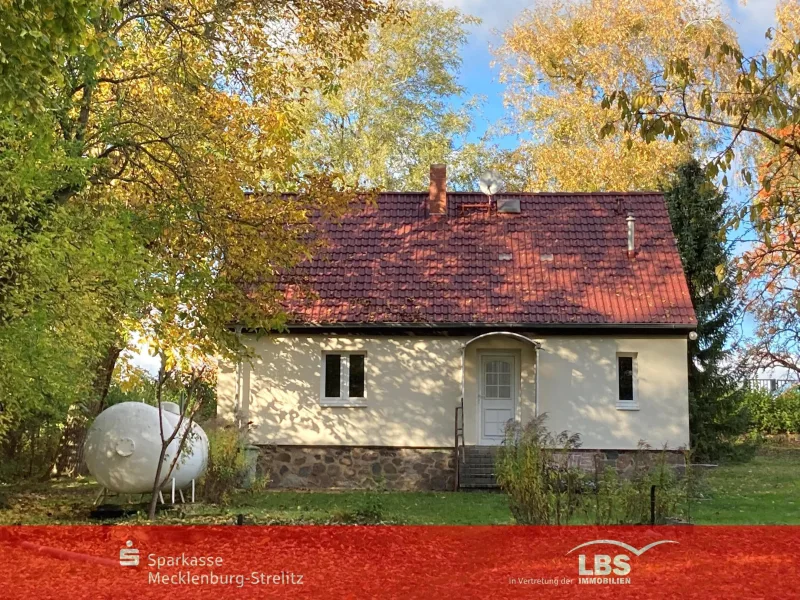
[277,192,697,326]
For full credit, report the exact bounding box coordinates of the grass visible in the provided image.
[691,446,800,524]
[0,480,513,525]
[2,448,799,525]
[214,489,513,525]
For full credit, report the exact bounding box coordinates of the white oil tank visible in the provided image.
[84,401,209,494]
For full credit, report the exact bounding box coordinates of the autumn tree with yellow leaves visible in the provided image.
[0,0,394,475]
[584,0,800,375]
[497,0,739,192]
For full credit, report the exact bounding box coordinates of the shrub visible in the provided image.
[496,416,691,525]
[330,493,385,524]
[495,414,583,525]
[743,387,800,434]
[587,443,689,525]
[200,422,249,505]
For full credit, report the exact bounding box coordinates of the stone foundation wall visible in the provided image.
[561,449,686,477]
[254,446,684,491]
[256,446,456,491]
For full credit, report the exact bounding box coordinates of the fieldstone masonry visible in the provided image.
[257,446,456,491]
[562,449,686,476]
[255,445,684,491]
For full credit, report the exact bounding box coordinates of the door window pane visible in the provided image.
[484,359,512,398]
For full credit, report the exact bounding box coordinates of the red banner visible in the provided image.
[1,526,798,599]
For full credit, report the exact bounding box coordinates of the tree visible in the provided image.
[0,0,106,115]
[497,0,737,191]
[0,0,393,475]
[146,352,211,521]
[662,160,746,460]
[0,202,148,477]
[294,0,485,191]
[594,1,800,373]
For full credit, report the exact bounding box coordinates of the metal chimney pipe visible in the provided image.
[627,214,636,258]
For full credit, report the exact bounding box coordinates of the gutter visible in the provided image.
[251,322,697,334]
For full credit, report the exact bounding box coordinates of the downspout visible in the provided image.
[460,344,465,407]
[234,325,244,429]
[534,344,540,418]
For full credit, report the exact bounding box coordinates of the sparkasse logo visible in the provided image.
[120,540,140,567]
[566,539,678,585]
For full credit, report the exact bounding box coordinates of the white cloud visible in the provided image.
[434,0,779,51]
[433,0,534,37]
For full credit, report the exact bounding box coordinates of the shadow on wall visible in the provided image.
[244,336,462,447]
[539,337,689,449]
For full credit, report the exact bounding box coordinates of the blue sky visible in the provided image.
[436,0,780,146]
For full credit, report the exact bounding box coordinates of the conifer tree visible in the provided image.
[663,160,746,460]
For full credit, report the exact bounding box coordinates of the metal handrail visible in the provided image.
[454,397,465,491]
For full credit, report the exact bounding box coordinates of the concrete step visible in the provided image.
[461,461,498,468]
[460,476,497,485]
[459,465,499,488]
[458,446,502,489]
[462,445,501,454]
[460,482,500,489]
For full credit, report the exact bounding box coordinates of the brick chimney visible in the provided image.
[429,164,447,215]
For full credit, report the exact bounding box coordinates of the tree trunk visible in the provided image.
[52,344,122,477]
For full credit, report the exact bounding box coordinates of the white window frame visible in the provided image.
[616,352,639,411]
[320,352,367,407]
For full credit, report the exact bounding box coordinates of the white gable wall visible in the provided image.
[217,333,690,449]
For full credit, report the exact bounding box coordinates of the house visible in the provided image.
[217,165,696,490]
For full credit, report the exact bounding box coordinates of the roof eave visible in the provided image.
[241,321,698,335]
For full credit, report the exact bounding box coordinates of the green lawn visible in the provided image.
[690,447,800,524]
[2,448,799,525]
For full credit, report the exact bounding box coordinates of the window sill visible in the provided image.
[320,400,367,408]
[616,402,640,411]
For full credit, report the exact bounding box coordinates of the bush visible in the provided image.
[743,387,800,434]
[495,414,583,525]
[199,422,249,505]
[0,413,64,482]
[496,416,691,525]
[587,443,689,525]
[330,493,385,524]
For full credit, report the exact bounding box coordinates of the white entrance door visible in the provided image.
[479,354,516,444]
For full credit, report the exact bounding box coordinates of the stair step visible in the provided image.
[460,473,497,481]
[460,482,500,489]
[457,446,502,489]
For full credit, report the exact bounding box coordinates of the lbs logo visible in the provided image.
[566,539,677,584]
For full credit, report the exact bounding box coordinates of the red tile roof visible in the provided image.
[278,192,697,327]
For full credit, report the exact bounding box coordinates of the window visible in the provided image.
[321,353,366,406]
[484,359,512,399]
[617,353,638,410]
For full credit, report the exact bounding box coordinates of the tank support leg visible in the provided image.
[93,487,106,506]
[158,491,165,505]
[179,489,185,503]
[171,478,176,504]
[191,479,195,503]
